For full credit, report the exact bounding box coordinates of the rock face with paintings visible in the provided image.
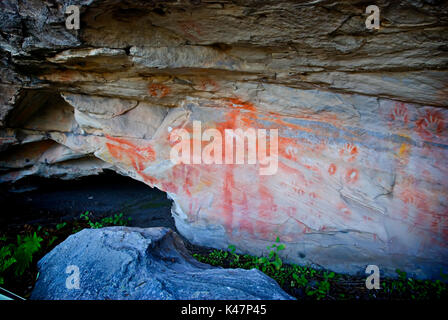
[1,0,447,278]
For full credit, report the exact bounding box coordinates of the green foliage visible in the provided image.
[227,244,242,267]
[292,271,308,288]
[256,237,285,273]
[193,249,229,266]
[192,242,448,301]
[100,213,131,226]
[305,272,334,300]
[193,239,337,299]
[80,211,89,220]
[306,280,329,300]
[48,236,58,246]
[0,244,16,285]
[56,222,67,230]
[379,269,448,300]
[13,232,43,276]
[0,211,132,292]
[80,211,131,229]
[0,232,43,284]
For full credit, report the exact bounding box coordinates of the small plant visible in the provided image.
[56,222,67,230]
[0,232,43,284]
[192,243,448,301]
[306,281,328,300]
[48,235,58,246]
[256,237,285,273]
[13,232,43,276]
[196,249,229,265]
[100,213,131,226]
[80,211,131,229]
[300,271,334,300]
[0,245,16,285]
[80,211,98,228]
[228,245,241,267]
[291,272,308,288]
[228,244,236,256]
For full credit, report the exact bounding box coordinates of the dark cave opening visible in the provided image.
[0,170,211,299]
[0,170,176,231]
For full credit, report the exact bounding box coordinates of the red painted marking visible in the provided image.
[105,136,157,184]
[399,188,429,212]
[161,181,178,194]
[226,98,257,112]
[222,166,235,232]
[238,193,254,236]
[170,163,198,198]
[328,163,337,175]
[258,183,277,219]
[345,168,359,184]
[303,164,320,172]
[416,110,444,138]
[286,206,297,217]
[337,203,352,221]
[255,220,274,241]
[106,135,156,161]
[391,102,409,123]
[400,189,417,206]
[339,143,358,162]
[183,166,194,197]
[148,83,171,98]
[179,21,202,41]
[199,79,219,91]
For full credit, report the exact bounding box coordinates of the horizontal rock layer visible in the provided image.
[1,0,447,278]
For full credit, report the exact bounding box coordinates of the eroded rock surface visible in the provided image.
[1,0,448,278]
[30,227,294,300]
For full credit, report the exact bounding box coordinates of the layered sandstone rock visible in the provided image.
[1,0,447,278]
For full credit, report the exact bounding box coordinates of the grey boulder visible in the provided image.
[31,227,294,300]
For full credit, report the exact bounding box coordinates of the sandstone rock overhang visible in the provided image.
[0,0,447,279]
